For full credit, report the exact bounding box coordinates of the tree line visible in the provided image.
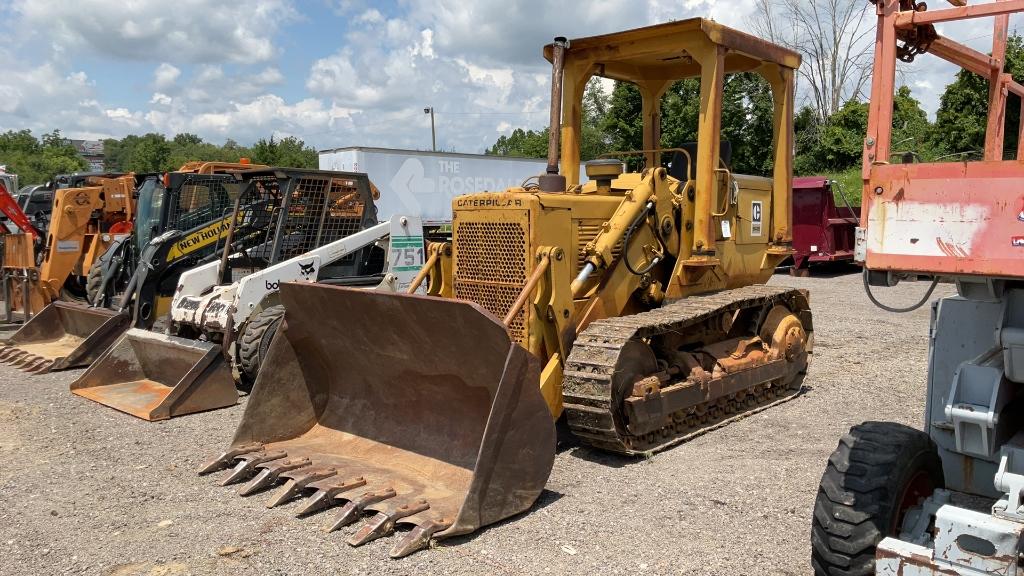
[488,35,1024,203]
[0,131,318,187]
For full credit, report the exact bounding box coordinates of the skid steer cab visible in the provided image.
[88,160,268,311]
[70,168,424,421]
[196,18,812,560]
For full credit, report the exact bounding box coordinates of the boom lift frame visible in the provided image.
[811,2,1024,575]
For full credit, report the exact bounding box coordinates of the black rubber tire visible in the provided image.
[811,421,943,576]
[238,305,285,389]
[86,263,104,305]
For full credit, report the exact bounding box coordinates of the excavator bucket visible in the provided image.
[0,302,130,373]
[70,329,237,420]
[199,282,555,557]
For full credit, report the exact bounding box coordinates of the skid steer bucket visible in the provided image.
[70,329,237,420]
[199,282,555,558]
[0,302,130,373]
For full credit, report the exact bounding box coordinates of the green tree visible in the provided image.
[126,133,172,172]
[580,78,611,160]
[173,133,204,147]
[486,128,550,157]
[930,33,1024,159]
[891,86,937,161]
[600,73,775,175]
[0,129,88,185]
[602,81,644,154]
[250,135,318,168]
[801,99,869,171]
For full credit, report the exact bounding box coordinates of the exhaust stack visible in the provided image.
[539,36,568,192]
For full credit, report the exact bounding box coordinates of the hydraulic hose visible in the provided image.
[861,268,940,313]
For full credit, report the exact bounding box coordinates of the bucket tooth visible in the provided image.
[202,284,556,551]
[238,457,311,496]
[296,476,367,517]
[326,488,397,532]
[27,359,55,374]
[198,442,264,475]
[11,353,35,367]
[219,450,287,486]
[347,500,429,547]
[389,518,453,558]
[266,466,337,508]
[0,348,24,362]
[24,358,51,373]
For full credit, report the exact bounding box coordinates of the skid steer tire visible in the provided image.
[61,275,88,303]
[86,264,103,305]
[238,305,285,390]
[810,421,943,576]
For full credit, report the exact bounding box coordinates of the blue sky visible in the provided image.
[0,0,1016,154]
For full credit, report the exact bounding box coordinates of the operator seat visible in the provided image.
[669,140,732,182]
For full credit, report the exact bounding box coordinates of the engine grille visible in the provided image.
[453,218,529,343]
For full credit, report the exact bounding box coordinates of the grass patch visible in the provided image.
[798,167,862,206]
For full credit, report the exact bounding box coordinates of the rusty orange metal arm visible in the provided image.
[895,0,1024,27]
[503,253,550,327]
[406,250,439,294]
[928,37,1024,97]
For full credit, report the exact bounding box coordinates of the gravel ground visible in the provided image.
[0,270,953,576]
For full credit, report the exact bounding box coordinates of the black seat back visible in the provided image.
[668,140,732,181]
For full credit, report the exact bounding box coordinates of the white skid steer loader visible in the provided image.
[169,214,424,385]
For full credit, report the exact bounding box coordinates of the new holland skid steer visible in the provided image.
[0,162,262,374]
[198,19,813,558]
[810,2,1024,575]
[86,161,266,309]
[70,168,417,421]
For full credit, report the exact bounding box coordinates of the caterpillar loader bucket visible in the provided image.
[199,282,555,558]
[70,329,237,420]
[0,302,130,373]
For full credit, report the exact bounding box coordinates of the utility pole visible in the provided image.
[423,107,436,151]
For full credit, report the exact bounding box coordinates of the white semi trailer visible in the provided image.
[318,147,587,225]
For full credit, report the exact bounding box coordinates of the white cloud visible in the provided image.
[0,0,1020,156]
[358,9,384,24]
[153,63,181,91]
[12,0,297,64]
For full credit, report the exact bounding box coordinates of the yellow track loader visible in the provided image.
[200,18,813,558]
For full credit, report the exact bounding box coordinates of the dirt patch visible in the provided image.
[0,271,948,575]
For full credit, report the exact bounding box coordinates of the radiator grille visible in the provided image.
[453,219,529,342]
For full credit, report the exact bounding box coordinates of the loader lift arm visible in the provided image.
[0,180,40,238]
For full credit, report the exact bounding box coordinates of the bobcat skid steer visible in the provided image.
[70,168,422,421]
